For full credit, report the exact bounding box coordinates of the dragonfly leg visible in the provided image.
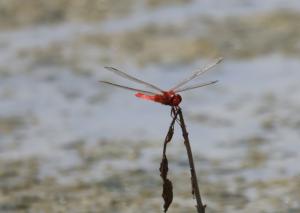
[170,107,181,125]
[170,107,176,117]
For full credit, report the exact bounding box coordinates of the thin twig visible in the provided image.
[177,107,206,213]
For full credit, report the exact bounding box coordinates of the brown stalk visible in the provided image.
[177,107,206,213]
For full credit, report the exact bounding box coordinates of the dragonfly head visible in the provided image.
[170,94,182,106]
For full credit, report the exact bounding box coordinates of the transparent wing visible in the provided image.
[104,67,164,92]
[170,57,223,91]
[99,81,156,95]
[174,80,218,93]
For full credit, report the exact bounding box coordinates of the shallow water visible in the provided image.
[0,1,300,212]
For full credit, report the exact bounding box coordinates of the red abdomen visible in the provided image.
[135,93,167,104]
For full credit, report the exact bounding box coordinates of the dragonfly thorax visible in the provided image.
[164,91,182,106]
[171,94,182,106]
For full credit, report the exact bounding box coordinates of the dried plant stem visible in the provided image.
[159,108,179,212]
[178,108,206,213]
[160,107,205,212]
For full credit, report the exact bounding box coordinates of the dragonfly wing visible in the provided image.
[104,67,164,92]
[174,80,218,93]
[170,57,223,91]
[99,81,157,95]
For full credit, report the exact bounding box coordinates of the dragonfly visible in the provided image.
[100,58,223,107]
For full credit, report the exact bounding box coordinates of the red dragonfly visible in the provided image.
[100,58,223,107]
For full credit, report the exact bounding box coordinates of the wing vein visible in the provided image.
[174,80,218,93]
[104,67,164,92]
[99,81,156,95]
[170,57,223,91]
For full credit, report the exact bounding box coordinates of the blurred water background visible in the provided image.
[0,0,300,212]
